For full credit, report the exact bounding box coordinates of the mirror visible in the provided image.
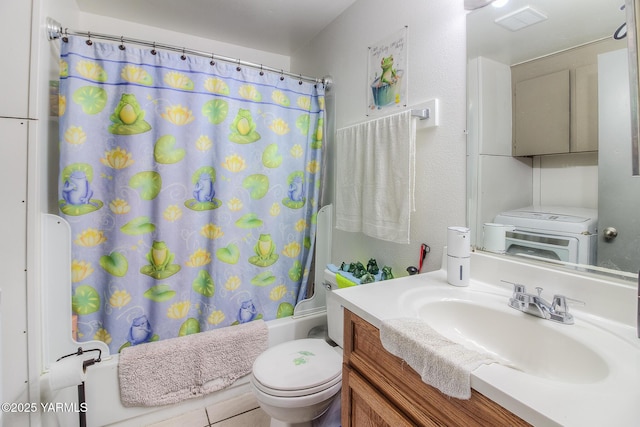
[466,0,640,279]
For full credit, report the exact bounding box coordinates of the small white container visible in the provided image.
[482,223,516,254]
[447,226,470,287]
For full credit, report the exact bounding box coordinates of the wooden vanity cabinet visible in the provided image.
[341,309,531,427]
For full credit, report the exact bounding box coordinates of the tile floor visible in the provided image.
[147,392,270,427]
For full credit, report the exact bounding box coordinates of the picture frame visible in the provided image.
[366,26,408,116]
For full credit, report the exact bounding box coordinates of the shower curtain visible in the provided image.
[58,36,325,353]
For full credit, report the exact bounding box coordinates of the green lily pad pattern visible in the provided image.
[276,302,294,318]
[129,171,162,200]
[288,261,303,281]
[251,271,276,287]
[312,118,323,149]
[120,216,156,235]
[184,199,222,211]
[140,263,181,279]
[59,199,103,216]
[72,285,101,315]
[73,86,108,115]
[154,135,186,164]
[235,213,263,229]
[143,284,176,302]
[100,251,128,277]
[216,244,240,264]
[296,114,310,135]
[179,318,200,336]
[243,174,269,199]
[193,270,215,297]
[202,99,229,124]
[229,109,260,144]
[262,144,283,168]
[108,93,152,135]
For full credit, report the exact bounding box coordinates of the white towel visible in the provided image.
[118,320,268,407]
[335,110,415,244]
[380,317,498,399]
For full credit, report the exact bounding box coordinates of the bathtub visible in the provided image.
[40,311,327,427]
[39,213,330,427]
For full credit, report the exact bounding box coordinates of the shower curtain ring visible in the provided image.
[299,74,303,85]
[259,65,264,76]
[210,53,215,66]
[85,32,92,46]
[280,70,285,81]
[62,28,69,43]
[151,42,157,55]
[181,48,186,60]
[119,36,125,50]
[236,59,241,72]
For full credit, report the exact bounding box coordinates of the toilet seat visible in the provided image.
[251,338,342,398]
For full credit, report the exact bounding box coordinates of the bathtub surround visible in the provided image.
[118,320,268,407]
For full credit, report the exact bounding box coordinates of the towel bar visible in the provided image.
[411,108,430,120]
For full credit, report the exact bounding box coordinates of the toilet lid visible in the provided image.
[252,339,342,393]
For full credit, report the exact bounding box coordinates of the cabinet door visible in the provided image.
[342,365,419,427]
[0,118,29,416]
[0,0,32,118]
[514,70,570,156]
[572,63,599,152]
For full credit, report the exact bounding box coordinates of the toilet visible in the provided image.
[251,205,345,426]
[250,269,345,427]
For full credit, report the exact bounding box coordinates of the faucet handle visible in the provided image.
[552,295,585,314]
[501,280,526,294]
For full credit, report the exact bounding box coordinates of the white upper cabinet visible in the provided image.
[0,0,33,118]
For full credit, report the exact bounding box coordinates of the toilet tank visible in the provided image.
[324,269,344,348]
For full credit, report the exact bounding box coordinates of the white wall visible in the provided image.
[291,0,468,274]
[77,13,290,74]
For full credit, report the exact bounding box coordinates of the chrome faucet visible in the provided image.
[504,282,583,325]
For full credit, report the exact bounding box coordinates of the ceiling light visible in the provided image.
[495,6,547,31]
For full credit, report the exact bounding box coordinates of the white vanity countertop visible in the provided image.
[329,267,640,427]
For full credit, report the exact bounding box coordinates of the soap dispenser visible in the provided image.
[447,226,470,287]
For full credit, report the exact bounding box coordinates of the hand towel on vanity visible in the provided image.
[380,317,498,399]
[118,319,268,407]
[335,110,415,244]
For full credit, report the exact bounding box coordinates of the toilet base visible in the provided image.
[269,419,311,427]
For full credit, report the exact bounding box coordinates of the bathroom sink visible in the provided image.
[330,259,640,426]
[416,299,609,384]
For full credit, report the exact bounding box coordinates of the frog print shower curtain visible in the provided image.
[58,36,325,353]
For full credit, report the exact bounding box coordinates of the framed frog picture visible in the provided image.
[366,26,408,116]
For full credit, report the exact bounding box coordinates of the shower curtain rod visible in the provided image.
[46,18,330,87]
